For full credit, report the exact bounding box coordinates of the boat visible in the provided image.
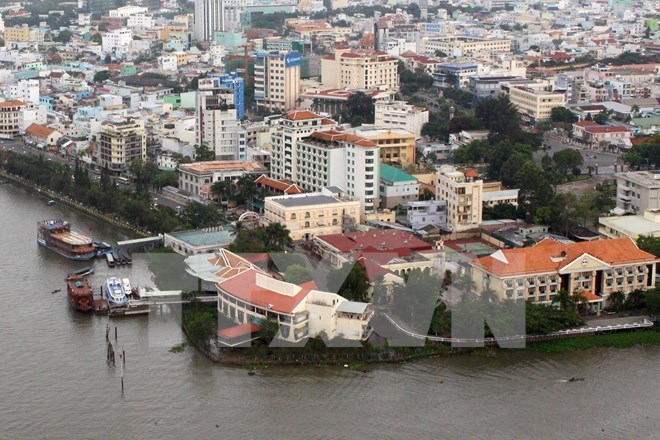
[122,278,132,296]
[47,200,56,205]
[51,288,61,294]
[66,275,94,312]
[106,253,115,267]
[93,241,113,257]
[65,266,94,280]
[37,220,95,260]
[105,277,128,307]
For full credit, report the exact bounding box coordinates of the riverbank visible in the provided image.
[528,327,660,353]
[180,304,658,367]
[0,169,149,238]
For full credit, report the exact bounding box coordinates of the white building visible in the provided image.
[436,165,483,232]
[127,12,154,29]
[270,109,336,183]
[159,55,178,71]
[102,29,133,55]
[321,49,399,91]
[109,6,149,18]
[6,79,39,105]
[178,160,267,199]
[406,200,447,231]
[482,189,519,208]
[374,100,429,137]
[193,0,247,41]
[196,77,246,160]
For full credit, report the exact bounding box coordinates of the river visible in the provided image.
[0,183,658,439]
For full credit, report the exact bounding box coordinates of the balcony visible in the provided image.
[293,312,309,325]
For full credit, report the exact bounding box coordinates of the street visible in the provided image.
[535,132,627,174]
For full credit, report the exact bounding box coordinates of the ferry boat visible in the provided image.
[66,275,94,312]
[105,277,128,307]
[37,220,95,260]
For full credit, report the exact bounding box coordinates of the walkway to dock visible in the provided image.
[383,313,654,346]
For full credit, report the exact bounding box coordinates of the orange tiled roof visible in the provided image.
[473,238,657,277]
[255,174,304,194]
[285,109,322,121]
[0,100,25,107]
[25,123,55,139]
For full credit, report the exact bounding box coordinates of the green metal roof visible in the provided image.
[379,163,416,183]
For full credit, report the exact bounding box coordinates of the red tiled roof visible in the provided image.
[217,323,260,339]
[317,230,432,254]
[585,126,631,134]
[0,100,25,107]
[218,269,317,314]
[255,174,304,194]
[472,237,657,277]
[574,120,601,127]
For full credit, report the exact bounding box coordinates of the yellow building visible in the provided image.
[321,49,399,92]
[173,52,188,66]
[502,85,566,122]
[4,27,30,43]
[471,238,658,313]
[264,189,361,241]
[347,127,417,166]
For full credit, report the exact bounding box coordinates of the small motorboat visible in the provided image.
[51,288,61,294]
[65,266,94,280]
[47,200,56,206]
[105,277,128,306]
[568,377,585,382]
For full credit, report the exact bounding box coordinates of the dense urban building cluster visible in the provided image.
[0,0,659,341]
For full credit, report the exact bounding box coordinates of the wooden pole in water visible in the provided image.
[120,357,124,393]
[106,321,109,341]
[115,326,117,340]
[123,349,126,366]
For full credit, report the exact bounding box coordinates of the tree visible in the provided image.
[608,291,625,312]
[475,96,526,144]
[594,109,613,125]
[405,2,421,18]
[263,222,292,251]
[93,70,111,83]
[551,107,578,124]
[483,202,517,220]
[553,289,574,312]
[284,263,313,285]
[53,29,72,43]
[515,161,553,219]
[552,149,583,178]
[194,144,215,161]
[342,92,375,124]
[180,202,223,229]
[636,235,660,257]
[212,180,233,206]
[329,262,371,302]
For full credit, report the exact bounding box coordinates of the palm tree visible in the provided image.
[479,286,499,304]
[264,222,292,251]
[211,180,233,208]
[237,174,257,208]
[553,288,574,311]
[231,220,245,237]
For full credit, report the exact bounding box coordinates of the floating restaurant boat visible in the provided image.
[105,277,128,307]
[67,275,94,312]
[37,220,95,260]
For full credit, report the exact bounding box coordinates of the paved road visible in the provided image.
[535,133,627,173]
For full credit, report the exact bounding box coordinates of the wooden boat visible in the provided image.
[66,275,94,312]
[37,220,95,260]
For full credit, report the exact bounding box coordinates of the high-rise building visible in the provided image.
[98,117,146,174]
[193,0,246,41]
[270,110,335,183]
[6,79,40,105]
[212,72,245,120]
[270,110,380,215]
[254,50,302,112]
[196,77,247,160]
[374,101,429,137]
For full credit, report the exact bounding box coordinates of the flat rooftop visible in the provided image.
[179,161,266,174]
[602,215,660,236]
[483,189,519,201]
[270,194,341,207]
[167,228,234,247]
[617,170,660,188]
